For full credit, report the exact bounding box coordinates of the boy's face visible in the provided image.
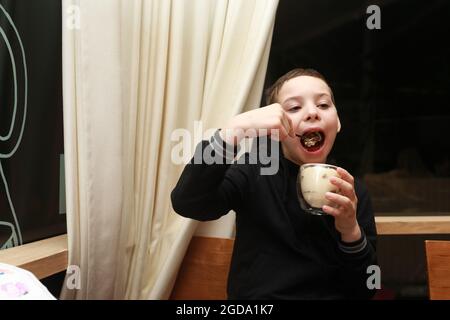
[277,75,341,165]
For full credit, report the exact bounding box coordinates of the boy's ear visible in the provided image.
[337,116,341,133]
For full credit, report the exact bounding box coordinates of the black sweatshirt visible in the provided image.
[171,131,378,300]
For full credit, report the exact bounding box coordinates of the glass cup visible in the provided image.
[296,163,340,215]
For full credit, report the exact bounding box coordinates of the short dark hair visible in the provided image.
[265,68,335,105]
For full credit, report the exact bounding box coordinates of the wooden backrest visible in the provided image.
[170,236,235,300]
[425,240,450,300]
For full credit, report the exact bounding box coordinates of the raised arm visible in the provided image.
[171,103,294,221]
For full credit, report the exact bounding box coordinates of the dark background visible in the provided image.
[265,0,450,178]
[0,0,64,247]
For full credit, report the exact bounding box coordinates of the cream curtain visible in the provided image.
[61,0,125,299]
[61,0,278,300]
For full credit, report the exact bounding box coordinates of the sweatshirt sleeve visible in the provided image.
[171,130,251,221]
[336,178,378,299]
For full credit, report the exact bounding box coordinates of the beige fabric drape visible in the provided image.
[61,0,125,299]
[61,0,277,300]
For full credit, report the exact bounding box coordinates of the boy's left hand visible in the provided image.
[322,167,362,243]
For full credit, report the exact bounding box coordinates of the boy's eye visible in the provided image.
[318,103,329,109]
[289,106,301,112]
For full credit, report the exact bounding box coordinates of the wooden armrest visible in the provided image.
[376,216,450,235]
[0,234,68,279]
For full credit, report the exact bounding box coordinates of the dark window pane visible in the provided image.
[0,0,65,249]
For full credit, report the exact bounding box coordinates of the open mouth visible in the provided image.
[296,130,325,152]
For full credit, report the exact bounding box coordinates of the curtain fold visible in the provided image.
[61,0,278,300]
[61,0,125,299]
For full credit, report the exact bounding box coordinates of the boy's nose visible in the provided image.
[304,105,320,121]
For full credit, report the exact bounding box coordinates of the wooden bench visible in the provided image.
[170,236,234,300]
[425,240,450,300]
[172,233,450,300]
[0,234,68,279]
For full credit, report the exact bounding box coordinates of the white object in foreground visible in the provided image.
[0,263,56,300]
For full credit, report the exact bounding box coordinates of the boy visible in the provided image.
[171,68,377,299]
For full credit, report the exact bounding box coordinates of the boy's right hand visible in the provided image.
[220,103,295,145]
